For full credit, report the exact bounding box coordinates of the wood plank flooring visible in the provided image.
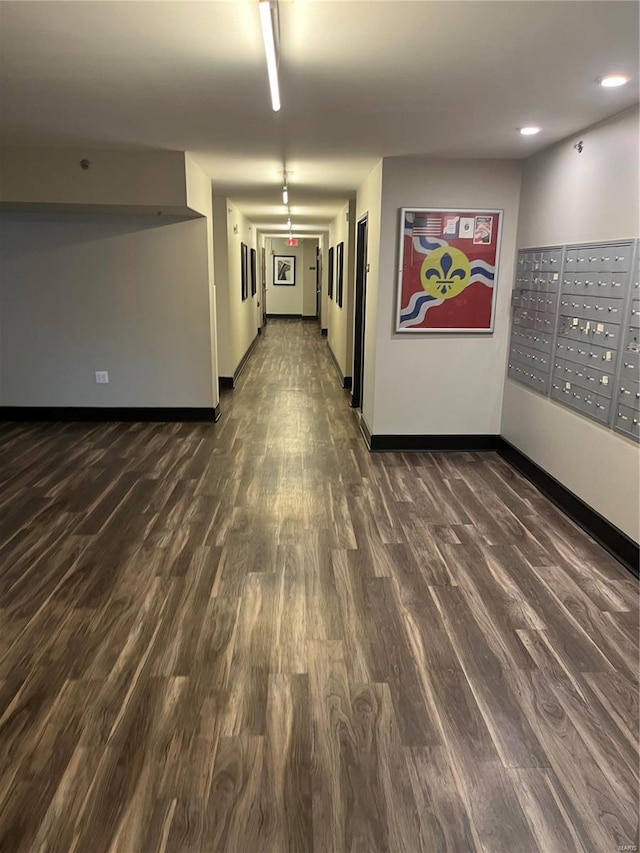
[0,318,638,852]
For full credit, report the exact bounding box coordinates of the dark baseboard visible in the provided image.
[302,315,318,321]
[497,438,639,578]
[266,313,302,319]
[0,405,221,423]
[219,333,260,390]
[321,328,328,337]
[369,434,502,452]
[327,341,350,390]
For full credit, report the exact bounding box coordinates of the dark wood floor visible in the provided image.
[0,319,638,853]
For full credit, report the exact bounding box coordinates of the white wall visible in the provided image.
[0,214,217,407]
[326,200,356,380]
[256,232,267,329]
[186,155,218,405]
[502,106,640,541]
[371,157,521,435]
[319,232,330,331]
[266,238,304,315]
[213,198,259,379]
[302,239,319,318]
[515,106,639,247]
[0,147,190,213]
[355,161,383,428]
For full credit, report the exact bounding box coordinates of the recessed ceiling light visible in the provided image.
[599,74,630,88]
[519,126,541,136]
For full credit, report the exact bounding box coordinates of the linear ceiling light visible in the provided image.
[259,1,280,112]
[519,126,541,136]
[282,178,288,204]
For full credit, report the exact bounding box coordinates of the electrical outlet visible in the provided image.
[95,371,109,384]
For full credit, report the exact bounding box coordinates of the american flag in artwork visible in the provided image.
[412,215,442,237]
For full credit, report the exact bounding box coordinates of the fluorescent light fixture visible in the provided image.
[259,1,280,112]
[519,126,541,136]
[599,74,630,88]
[282,188,288,204]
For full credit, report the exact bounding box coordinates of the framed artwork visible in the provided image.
[240,242,248,301]
[395,208,503,333]
[328,246,334,299]
[250,247,257,296]
[336,241,344,308]
[274,254,296,286]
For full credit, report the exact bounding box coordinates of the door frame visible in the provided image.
[261,246,267,327]
[315,245,322,319]
[351,214,368,410]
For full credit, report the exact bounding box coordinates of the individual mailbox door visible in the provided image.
[551,381,574,405]
[620,356,639,381]
[564,248,579,273]
[546,250,562,272]
[556,338,578,360]
[618,383,640,409]
[595,272,612,292]
[598,248,615,270]
[610,245,632,272]
[562,277,579,296]
[575,250,590,273]
[591,394,611,422]
[590,320,621,347]
[557,316,581,340]
[629,301,640,329]
[585,249,602,271]
[559,296,582,315]
[609,274,627,296]
[580,274,598,295]
[615,405,640,439]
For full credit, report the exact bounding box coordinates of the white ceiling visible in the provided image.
[1,0,638,233]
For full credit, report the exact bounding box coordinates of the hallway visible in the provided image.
[0,320,638,852]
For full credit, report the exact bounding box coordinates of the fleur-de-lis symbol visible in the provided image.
[424,251,467,296]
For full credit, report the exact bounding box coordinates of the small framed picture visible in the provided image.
[250,247,257,296]
[336,242,344,307]
[241,242,248,301]
[273,254,296,286]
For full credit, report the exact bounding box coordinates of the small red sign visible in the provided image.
[286,237,298,247]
